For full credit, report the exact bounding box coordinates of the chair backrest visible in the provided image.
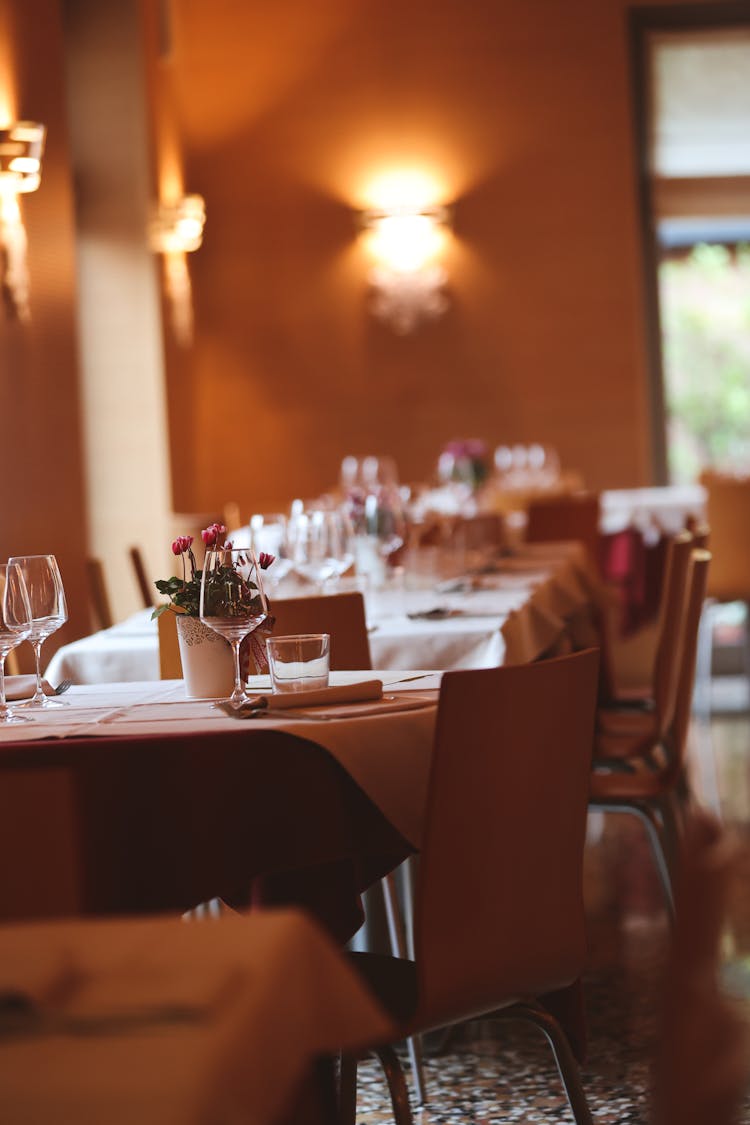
[525,493,601,573]
[699,471,750,601]
[650,531,694,734]
[413,648,600,1031]
[449,513,505,552]
[129,546,155,609]
[668,549,710,773]
[157,609,182,679]
[85,557,114,631]
[270,592,372,670]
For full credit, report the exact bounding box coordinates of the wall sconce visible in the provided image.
[360,202,451,335]
[0,121,45,322]
[149,193,206,346]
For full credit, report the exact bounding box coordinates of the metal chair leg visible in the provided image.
[499,1002,594,1125]
[381,870,427,1105]
[592,801,675,922]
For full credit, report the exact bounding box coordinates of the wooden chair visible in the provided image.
[597,530,694,729]
[129,546,155,609]
[448,513,505,552]
[590,549,711,919]
[525,492,601,574]
[85,557,114,631]
[157,609,182,679]
[341,649,600,1125]
[271,592,371,671]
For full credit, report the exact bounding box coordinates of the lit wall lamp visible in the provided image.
[0,121,45,322]
[360,202,451,335]
[149,193,206,346]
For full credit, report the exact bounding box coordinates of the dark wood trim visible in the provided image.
[627,1,750,485]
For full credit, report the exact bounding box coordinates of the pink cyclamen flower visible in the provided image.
[222,540,234,550]
[258,552,275,570]
[171,535,193,555]
[201,523,226,548]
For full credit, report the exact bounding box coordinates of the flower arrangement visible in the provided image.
[437,438,490,491]
[152,523,275,619]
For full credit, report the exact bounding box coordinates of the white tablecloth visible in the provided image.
[46,547,593,685]
[0,909,393,1125]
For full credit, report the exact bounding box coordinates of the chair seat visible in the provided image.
[590,762,671,801]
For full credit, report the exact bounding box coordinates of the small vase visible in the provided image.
[175,615,235,700]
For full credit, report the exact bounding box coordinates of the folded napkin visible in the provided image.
[246,679,383,711]
[4,676,54,701]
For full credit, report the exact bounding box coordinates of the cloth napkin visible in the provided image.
[4,675,54,700]
[245,679,383,711]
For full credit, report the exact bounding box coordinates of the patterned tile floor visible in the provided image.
[355,676,750,1124]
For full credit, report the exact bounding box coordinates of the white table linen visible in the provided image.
[46,547,592,685]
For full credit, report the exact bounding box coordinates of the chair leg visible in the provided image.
[592,801,675,922]
[373,1043,414,1125]
[381,871,427,1106]
[336,1052,357,1125]
[498,1002,593,1125]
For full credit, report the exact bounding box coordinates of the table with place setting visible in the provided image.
[0,672,441,941]
[44,542,596,686]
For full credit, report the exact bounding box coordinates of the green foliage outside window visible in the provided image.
[660,242,750,483]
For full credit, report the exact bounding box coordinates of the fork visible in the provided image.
[54,679,73,696]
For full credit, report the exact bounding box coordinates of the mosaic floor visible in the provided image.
[355,676,750,1124]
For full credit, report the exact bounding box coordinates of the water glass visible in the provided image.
[266,633,330,693]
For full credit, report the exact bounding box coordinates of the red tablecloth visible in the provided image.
[0,728,412,943]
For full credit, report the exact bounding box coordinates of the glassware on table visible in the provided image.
[266,633,330,693]
[0,563,33,724]
[248,513,293,585]
[287,509,354,591]
[8,554,68,709]
[340,455,399,493]
[199,548,268,709]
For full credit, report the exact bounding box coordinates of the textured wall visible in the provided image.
[154,0,676,516]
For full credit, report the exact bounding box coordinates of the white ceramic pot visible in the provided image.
[175,615,235,699]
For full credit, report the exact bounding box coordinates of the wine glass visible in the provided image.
[200,548,268,709]
[248,514,294,585]
[288,510,354,591]
[8,554,68,708]
[0,563,33,724]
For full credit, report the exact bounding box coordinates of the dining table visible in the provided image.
[0,673,441,943]
[44,542,596,686]
[0,908,394,1124]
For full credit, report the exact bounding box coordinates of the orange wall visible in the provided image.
[0,0,89,652]
[156,0,684,515]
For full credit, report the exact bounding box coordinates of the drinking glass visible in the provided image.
[288,510,354,591]
[200,548,268,708]
[8,554,68,708]
[249,513,293,585]
[0,563,33,724]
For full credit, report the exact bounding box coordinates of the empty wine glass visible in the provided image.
[249,514,293,585]
[288,510,354,591]
[8,554,68,708]
[200,548,268,709]
[0,563,33,724]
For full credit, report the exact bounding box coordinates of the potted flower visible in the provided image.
[153,523,275,698]
[437,438,490,492]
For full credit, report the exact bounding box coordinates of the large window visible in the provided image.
[632,7,750,482]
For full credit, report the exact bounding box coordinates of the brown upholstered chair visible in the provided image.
[157,608,182,679]
[699,471,750,604]
[270,592,372,671]
[590,549,711,919]
[341,649,600,1125]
